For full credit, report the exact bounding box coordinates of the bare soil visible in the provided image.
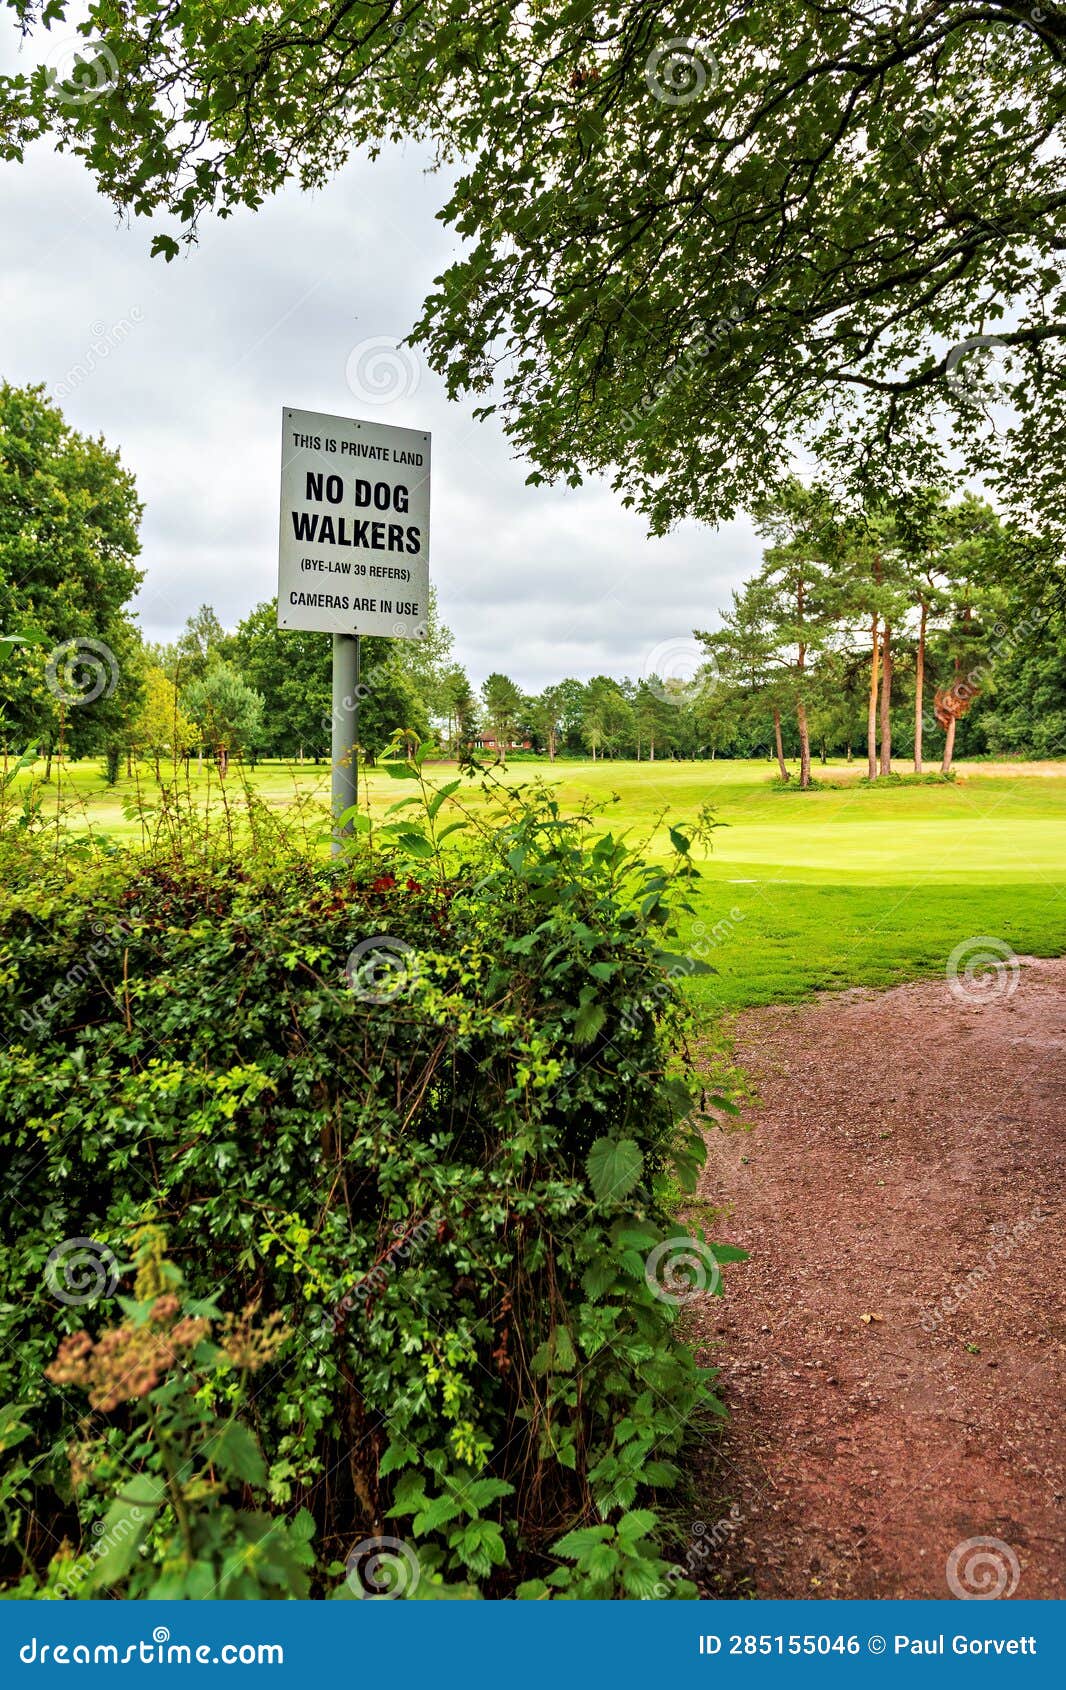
[688,957,1066,1600]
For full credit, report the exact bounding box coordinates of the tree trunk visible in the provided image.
[846,738,853,763]
[796,700,812,789]
[649,738,655,762]
[879,622,893,776]
[795,587,811,788]
[914,601,927,774]
[941,714,957,775]
[772,708,789,781]
[867,613,880,779]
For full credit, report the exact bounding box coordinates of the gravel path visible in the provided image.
[688,957,1066,1600]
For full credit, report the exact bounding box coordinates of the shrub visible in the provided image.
[0,749,739,1598]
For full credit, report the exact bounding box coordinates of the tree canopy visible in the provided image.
[0,381,142,756]
[4,3,1064,539]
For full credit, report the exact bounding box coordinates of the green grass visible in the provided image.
[14,754,1066,1015]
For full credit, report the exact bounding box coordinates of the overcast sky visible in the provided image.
[1,68,761,692]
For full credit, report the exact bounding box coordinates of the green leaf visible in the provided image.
[180,1560,220,1600]
[289,1508,316,1544]
[453,1518,506,1576]
[553,1524,612,1560]
[552,1324,576,1371]
[407,1579,483,1600]
[336,804,371,831]
[87,1475,165,1589]
[585,1542,620,1580]
[708,1093,741,1115]
[0,1403,32,1454]
[616,1508,658,1544]
[653,950,713,977]
[427,780,461,819]
[710,1243,749,1264]
[515,1577,552,1599]
[581,1258,618,1299]
[390,829,435,859]
[573,989,607,1045]
[204,1420,268,1488]
[380,1439,418,1477]
[642,1460,681,1487]
[588,961,619,982]
[386,1469,427,1516]
[459,1476,514,1510]
[413,1492,465,1534]
[622,1557,666,1598]
[586,1137,644,1204]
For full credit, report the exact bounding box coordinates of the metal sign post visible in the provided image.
[330,632,361,853]
[277,405,431,854]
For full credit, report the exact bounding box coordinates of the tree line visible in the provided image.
[481,487,1065,780]
[2,384,1063,782]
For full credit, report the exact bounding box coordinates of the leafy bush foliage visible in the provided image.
[0,751,738,1598]
[6,1226,315,1600]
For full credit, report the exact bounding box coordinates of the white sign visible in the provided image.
[278,406,430,638]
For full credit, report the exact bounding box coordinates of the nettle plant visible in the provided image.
[0,740,742,1598]
[28,1227,314,1600]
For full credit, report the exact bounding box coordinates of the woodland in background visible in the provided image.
[2,385,1063,788]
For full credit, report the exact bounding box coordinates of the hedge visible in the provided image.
[0,753,739,1598]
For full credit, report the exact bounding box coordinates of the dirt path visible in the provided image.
[688,957,1066,1600]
